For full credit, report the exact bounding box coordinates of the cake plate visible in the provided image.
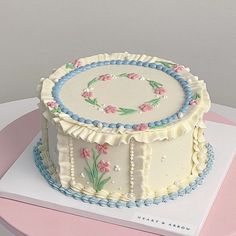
[0,120,236,236]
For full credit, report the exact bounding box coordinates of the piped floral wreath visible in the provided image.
[46,58,201,132]
[81,73,167,115]
[80,144,111,192]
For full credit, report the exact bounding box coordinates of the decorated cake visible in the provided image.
[35,52,214,208]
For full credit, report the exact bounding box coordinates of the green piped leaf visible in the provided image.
[192,93,200,100]
[65,63,75,69]
[149,124,166,129]
[156,61,175,68]
[148,80,163,89]
[118,107,137,115]
[117,73,128,77]
[85,97,99,106]
[92,150,99,185]
[97,172,105,187]
[84,167,93,183]
[88,77,98,88]
[97,176,111,192]
[146,97,161,107]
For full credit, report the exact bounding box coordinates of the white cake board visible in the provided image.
[0,121,236,236]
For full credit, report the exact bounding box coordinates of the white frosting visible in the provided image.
[57,128,71,187]
[38,52,211,202]
[148,130,193,190]
[60,65,184,123]
[47,121,59,169]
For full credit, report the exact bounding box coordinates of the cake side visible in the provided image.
[38,117,207,201]
[36,52,211,206]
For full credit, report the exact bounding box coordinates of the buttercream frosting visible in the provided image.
[36,52,212,206]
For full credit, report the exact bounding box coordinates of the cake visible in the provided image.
[35,52,214,208]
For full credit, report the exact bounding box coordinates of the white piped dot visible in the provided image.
[178,112,184,119]
[127,193,133,198]
[114,165,121,172]
[80,172,85,178]
[161,155,166,162]
[97,123,103,128]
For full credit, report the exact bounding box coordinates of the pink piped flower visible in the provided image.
[189,99,199,106]
[96,143,109,154]
[47,101,58,109]
[99,74,113,81]
[139,103,153,112]
[104,105,117,114]
[73,59,82,68]
[173,64,185,73]
[82,91,93,98]
[80,148,91,159]
[155,87,167,95]
[127,73,141,80]
[135,123,148,131]
[98,160,110,173]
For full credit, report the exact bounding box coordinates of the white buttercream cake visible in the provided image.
[35,52,213,208]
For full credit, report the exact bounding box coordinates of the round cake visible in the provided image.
[35,52,213,208]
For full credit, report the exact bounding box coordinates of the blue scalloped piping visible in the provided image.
[51,60,193,130]
[33,140,214,208]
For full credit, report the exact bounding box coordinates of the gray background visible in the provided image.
[0,0,235,107]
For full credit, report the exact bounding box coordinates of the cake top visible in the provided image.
[38,52,210,144]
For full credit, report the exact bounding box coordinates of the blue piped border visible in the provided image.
[52,60,192,130]
[33,140,214,208]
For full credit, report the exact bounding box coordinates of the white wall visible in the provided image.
[0,0,235,107]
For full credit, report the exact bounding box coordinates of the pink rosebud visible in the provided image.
[82,91,93,98]
[155,87,167,95]
[99,74,113,81]
[173,64,185,73]
[73,59,82,68]
[104,105,117,114]
[80,148,91,159]
[96,143,109,154]
[47,101,58,108]
[98,160,110,173]
[189,99,198,106]
[139,103,153,112]
[127,73,141,80]
[135,123,148,131]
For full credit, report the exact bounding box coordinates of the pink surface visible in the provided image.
[0,110,236,236]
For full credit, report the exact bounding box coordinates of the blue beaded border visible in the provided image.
[52,60,192,130]
[33,140,214,208]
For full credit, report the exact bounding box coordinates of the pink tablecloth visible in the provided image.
[0,110,235,236]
